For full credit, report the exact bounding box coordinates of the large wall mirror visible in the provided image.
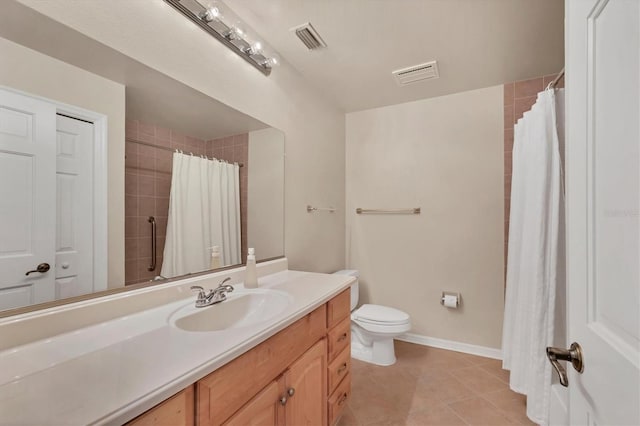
[0,1,285,315]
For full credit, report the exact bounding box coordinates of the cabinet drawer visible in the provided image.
[197,305,327,426]
[327,316,350,362]
[328,372,351,426]
[327,289,350,329]
[127,386,194,426]
[328,346,350,395]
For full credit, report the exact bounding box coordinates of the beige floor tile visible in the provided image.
[347,343,531,426]
[394,342,476,372]
[482,388,526,412]
[415,373,478,404]
[449,366,510,393]
[405,405,469,426]
[337,405,361,426]
[477,359,511,384]
[449,397,520,426]
[483,389,536,426]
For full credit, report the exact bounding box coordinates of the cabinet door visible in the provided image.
[284,339,327,426]
[127,386,194,426]
[223,380,284,426]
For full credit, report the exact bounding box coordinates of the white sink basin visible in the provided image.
[170,289,293,332]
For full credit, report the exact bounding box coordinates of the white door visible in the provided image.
[565,0,640,424]
[0,89,56,310]
[55,115,94,299]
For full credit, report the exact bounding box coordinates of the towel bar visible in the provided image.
[355,207,420,215]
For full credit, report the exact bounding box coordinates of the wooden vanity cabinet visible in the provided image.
[127,289,351,426]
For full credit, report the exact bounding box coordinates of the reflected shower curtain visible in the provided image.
[502,89,563,425]
[161,153,241,278]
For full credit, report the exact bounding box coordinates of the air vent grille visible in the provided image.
[291,22,327,50]
[392,61,439,86]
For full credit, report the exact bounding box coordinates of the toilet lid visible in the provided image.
[352,304,410,325]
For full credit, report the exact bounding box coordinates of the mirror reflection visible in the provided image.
[124,124,284,285]
[0,1,284,313]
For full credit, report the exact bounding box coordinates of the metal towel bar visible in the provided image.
[307,205,336,213]
[355,207,421,215]
[148,216,157,271]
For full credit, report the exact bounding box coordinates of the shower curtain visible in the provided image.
[161,153,241,278]
[502,89,564,425]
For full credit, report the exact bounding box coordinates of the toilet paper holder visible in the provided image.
[441,291,460,308]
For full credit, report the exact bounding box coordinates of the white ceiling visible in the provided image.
[226,0,565,112]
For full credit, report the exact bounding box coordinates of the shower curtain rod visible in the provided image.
[548,67,565,88]
[126,137,244,167]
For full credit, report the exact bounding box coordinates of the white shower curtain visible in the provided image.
[161,153,241,278]
[502,89,563,425]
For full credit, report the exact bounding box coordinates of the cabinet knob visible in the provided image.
[337,332,348,342]
[279,395,287,406]
[337,363,348,374]
[287,387,295,397]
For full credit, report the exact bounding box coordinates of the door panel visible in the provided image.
[284,338,327,426]
[223,380,283,426]
[566,0,640,424]
[0,89,56,309]
[55,115,94,297]
[590,0,640,353]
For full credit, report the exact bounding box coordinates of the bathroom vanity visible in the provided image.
[0,260,354,425]
[129,289,351,426]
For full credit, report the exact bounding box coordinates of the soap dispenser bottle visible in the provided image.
[209,246,221,269]
[244,248,258,288]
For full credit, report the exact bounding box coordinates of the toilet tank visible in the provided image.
[333,270,359,311]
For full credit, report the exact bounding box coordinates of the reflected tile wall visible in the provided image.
[124,120,248,285]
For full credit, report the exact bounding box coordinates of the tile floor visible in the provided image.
[338,341,536,426]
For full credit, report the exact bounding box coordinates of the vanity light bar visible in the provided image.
[163,0,277,76]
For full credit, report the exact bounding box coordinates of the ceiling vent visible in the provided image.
[392,61,439,86]
[291,22,327,50]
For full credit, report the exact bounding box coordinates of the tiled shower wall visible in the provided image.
[503,73,565,277]
[124,120,248,285]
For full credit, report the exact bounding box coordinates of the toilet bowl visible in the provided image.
[333,270,411,366]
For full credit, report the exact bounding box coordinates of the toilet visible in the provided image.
[333,270,411,366]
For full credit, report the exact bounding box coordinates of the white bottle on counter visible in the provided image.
[210,246,221,270]
[244,248,258,288]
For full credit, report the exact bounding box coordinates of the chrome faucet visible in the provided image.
[190,277,234,308]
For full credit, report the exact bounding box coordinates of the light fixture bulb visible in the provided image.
[226,25,244,40]
[201,7,220,22]
[262,57,279,68]
[246,41,262,55]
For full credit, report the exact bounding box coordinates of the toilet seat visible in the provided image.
[351,304,411,334]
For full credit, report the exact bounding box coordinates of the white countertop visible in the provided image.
[0,269,353,425]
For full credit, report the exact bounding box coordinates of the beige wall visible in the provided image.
[17,0,346,273]
[0,37,126,289]
[346,86,504,348]
[248,128,285,260]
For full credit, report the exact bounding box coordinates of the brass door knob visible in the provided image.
[25,263,50,276]
[546,342,584,387]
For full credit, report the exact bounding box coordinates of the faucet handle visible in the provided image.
[190,285,206,299]
[217,277,234,292]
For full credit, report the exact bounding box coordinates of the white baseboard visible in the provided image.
[396,332,503,360]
